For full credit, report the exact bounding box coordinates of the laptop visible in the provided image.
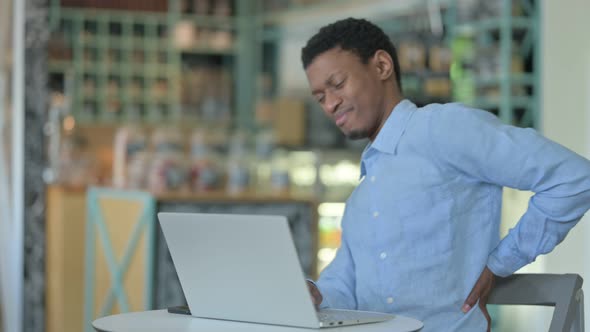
[158,212,395,328]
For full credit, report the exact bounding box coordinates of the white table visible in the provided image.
[93,309,424,332]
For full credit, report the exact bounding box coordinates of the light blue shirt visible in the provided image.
[316,100,590,331]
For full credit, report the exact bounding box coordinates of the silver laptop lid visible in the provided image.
[158,212,320,328]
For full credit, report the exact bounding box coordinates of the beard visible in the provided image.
[345,129,369,140]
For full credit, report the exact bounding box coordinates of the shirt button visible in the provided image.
[380,252,387,260]
[370,176,376,182]
[373,211,379,218]
[386,297,394,304]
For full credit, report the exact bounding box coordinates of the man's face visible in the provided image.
[305,48,385,140]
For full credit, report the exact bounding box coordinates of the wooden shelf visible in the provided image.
[155,189,318,204]
[49,185,318,205]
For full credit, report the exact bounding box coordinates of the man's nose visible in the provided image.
[324,92,342,114]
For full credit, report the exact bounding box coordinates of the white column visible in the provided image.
[0,73,10,332]
[0,1,9,330]
[6,0,26,331]
[586,39,590,332]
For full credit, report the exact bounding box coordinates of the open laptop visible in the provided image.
[158,212,394,328]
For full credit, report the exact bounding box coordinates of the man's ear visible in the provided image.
[373,50,394,81]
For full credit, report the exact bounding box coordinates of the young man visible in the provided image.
[301,18,590,331]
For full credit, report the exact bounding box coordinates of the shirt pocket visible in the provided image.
[394,184,455,259]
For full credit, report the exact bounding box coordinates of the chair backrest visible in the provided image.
[488,274,584,332]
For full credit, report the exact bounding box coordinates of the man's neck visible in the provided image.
[369,91,404,142]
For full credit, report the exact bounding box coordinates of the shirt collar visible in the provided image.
[360,99,416,178]
[372,99,416,154]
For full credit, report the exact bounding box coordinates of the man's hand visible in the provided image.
[462,267,496,332]
[306,280,323,310]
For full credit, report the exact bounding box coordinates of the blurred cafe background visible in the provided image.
[1,0,589,331]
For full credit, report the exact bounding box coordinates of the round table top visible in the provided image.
[93,309,424,332]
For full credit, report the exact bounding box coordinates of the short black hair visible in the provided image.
[301,17,402,91]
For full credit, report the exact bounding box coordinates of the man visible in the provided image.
[302,18,590,331]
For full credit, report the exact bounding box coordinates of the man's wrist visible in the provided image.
[486,252,523,278]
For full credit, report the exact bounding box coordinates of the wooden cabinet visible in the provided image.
[46,185,87,332]
[46,185,318,332]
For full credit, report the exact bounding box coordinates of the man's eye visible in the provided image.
[317,96,325,103]
[335,81,344,88]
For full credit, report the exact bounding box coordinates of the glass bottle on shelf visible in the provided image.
[57,133,99,188]
[253,126,275,193]
[226,131,251,195]
[270,149,290,194]
[189,128,222,192]
[147,127,187,193]
[127,151,151,190]
[112,125,147,188]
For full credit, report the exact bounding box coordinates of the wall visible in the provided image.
[541,0,590,328]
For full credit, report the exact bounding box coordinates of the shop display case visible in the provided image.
[48,0,239,126]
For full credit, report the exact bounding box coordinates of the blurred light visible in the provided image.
[290,166,316,186]
[318,202,345,217]
[63,115,75,132]
[289,151,315,161]
[319,216,342,231]
[317,248,337,264]
[288,151,318,186]
[319,160,359,186]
